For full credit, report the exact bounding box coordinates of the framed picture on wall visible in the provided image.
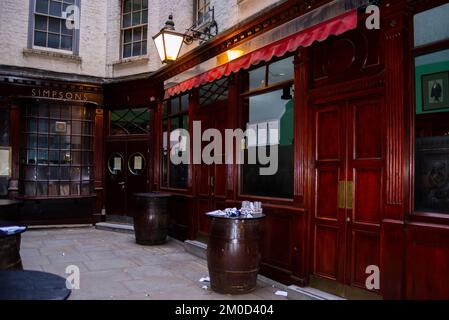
[422,71,449,111]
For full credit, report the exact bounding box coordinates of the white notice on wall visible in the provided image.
[113,157,122,171]
[268,120,280,145]
[247,123,258,147]
[257,122,268,146]
[134,156,143,170]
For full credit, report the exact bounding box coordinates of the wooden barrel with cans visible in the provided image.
[207,214,265,294]
[132,193,171,245]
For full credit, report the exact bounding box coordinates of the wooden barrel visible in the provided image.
[207,215,265,294]
[132,193,171,245]
[0,235,23,270]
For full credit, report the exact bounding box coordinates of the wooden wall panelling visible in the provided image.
[405,222,449,299]
[294,48,311,282]
[259,205,307,286]
[383,1,408,220]
[93,107,105,221]
[8,101,20,198]
[380,0,409,299]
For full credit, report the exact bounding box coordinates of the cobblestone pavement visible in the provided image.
[20,227,292,300]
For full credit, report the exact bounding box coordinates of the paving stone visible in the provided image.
[84,257,138,271]
[20,227,309,300]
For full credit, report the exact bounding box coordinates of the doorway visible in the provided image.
[310,96,384,299]
[106,139,150,217]
[195,102,228,240]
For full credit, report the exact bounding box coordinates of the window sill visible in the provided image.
[409,211,449,226]
[111,55,149,67]
[23,48,82,63]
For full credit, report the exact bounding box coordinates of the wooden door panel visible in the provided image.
[315,167,340,219]
[126,140,150,217]
[316,108,341,161]
[314,224,340,280]
[349,230,380,290]
[106,142,127,216]
[197,198,210,236]
[353,168,382,224]
[353,102,382,159]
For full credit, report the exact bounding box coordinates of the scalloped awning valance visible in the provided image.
[164,8,358,99]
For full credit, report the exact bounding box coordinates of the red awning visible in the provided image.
[166,9,357,98]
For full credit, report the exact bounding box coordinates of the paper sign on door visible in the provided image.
[134,156,143,170]
[113,157,122,171]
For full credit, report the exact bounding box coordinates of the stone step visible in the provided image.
[95,222,134,234]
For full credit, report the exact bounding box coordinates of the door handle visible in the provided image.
[118,182,125,185]
[347,181,353,210]
[338,181,346,209]
[346,217,351,223]
[338,180,353,210]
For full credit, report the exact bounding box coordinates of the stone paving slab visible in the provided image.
[20,227,295,300]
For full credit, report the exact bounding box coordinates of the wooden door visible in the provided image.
[106,139,150,217]
[311,96,383,297]
[195,104,227,238]
[106,141,127,216]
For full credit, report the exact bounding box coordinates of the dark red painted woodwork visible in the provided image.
[105,138,150,216]
[311,96,384,294]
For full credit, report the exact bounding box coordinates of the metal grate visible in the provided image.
[110,108,150,135]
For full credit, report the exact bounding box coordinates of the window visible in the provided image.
[199,77,229,106]
[413,3,449,214]
[20,101,95,198]
[0,109,10,196]
[32,0,77,51]
[241,56,294,199]
[161,94,189,189]
[121,0,148,58]
[195,0,211,26]
[110,108,150,135]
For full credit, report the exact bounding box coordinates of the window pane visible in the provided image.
[268,57,294,85]
[181,94,189,112]
[35,15,48,31]
[61,22,73,36]
[132,42,141,56]
[48,33,60,48]
[133,27,142,41]
[142,9,148,24]
[124,0,132,13]
[249,66,266,90]
[124,29,132,43]
[36,0,49,14]
[141,40,147,55]
[171,97,180,114]
[34,31,47,47]
[414,3,449,47]
[123,44,132,58]
[241,87,294,198]
[49,0,62,17]
[132,0,141,11]
[48,17,61,33]
[132,11,141,26]
[123,13,131,28]
[142,0,148,10]
[414,49,449,214]
[61,35,72,50]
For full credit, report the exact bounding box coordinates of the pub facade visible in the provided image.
[1,0,449,300]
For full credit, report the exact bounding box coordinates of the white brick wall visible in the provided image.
[0,0,108,78]
[0,0,282,79]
